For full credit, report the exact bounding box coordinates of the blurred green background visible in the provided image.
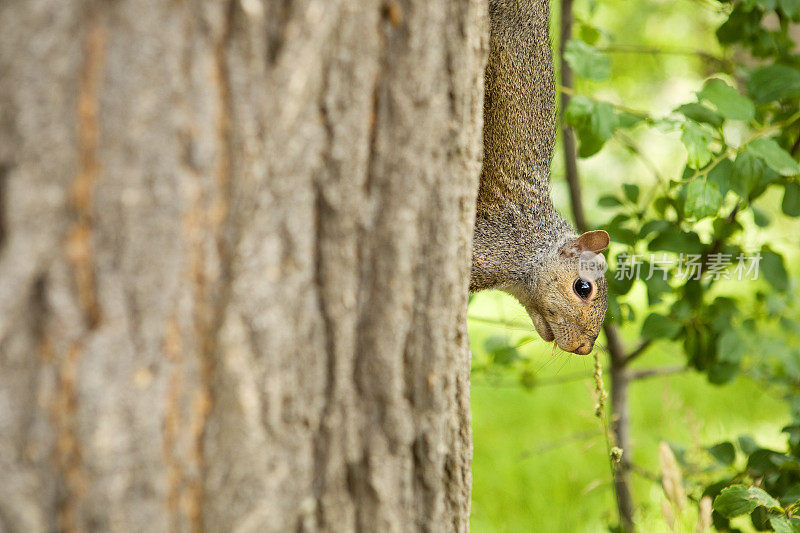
[469,292,789,531]
[468,0,800,530]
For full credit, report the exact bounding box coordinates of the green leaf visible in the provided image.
[565,96,619,157]
[769,516,800,533]
[617,111,644,129]
[710,297,737,330]
[684,179,723,219]
[639,220,670,237]
[565,95,593,124]
[708,361,739,384]
[518,369,537,389]
[753,167,781,200]
[584,102,619,154]
[707,442,736,465]
[709,158,733,197]
[644,271,671,306]
[681,120,713,168]
[717,4,762,45]
[779,480,800,505]
[648,230,704,255]
[731,151,765,198]
[606,212,630,227]
[578,23,601,45]
[713,216,743,241]
[611,228,637,245]
[606,292,623,323]
[713,486,759,518]
[782,181,800,216]
[676,103,724,128]
[622,183,640,203]
[746,0,777,12]
[641,313,681,340]
[698,79,755,121]
[703,480,732,503]
[608,266,634,296]
[747,138,800,176]
[752,205,770,227]
[598,195,623,207]
[717,329,745,364]
[738,435,759,455]
[748,448,783,475]
[484,336,520,366]
[653,196,669,215]
[779,0,800,19]
[564,39,610,81]
[748,65,800,103]
[746,487,781,509]
[760,247,789,292]
[718,329,745,364]
[713,486,781,518]
[752,506,772,531]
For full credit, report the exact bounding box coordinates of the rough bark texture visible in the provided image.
[0,1,487,531]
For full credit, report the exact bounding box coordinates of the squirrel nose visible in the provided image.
[574,342,592,355]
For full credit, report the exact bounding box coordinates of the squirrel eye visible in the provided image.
[573,278,593,300]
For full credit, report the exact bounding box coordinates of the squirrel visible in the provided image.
[470,0,610,355]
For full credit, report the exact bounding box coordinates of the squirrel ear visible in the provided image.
[576,230,609,253]
[561,230,609,257]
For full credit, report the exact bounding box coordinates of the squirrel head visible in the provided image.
[513,230,610,355]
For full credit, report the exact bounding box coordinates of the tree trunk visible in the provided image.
[0,1,487,531]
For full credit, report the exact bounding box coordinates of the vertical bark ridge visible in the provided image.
[186,2,239,529]
[55,10,108,531]
[68,10,106,331]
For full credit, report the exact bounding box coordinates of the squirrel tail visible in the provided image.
[479,0,556,211]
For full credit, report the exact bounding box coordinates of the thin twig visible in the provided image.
[628,365,687,381]
[683,109,800,184]
[699,202,740,277]
[560,2,635,526]
[597,44,728,66]
[560,0,588,233]
[593,349,621,498]
[623,339,652,365]
[467,315,533,332]
[627,461,662,484]
[557,84,651,120]
[613,131,672,208]
[471,370,596,389]
[614,131,666,185]
[518,430,600,459]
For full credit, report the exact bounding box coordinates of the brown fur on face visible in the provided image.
[503,233,608,355]
[528,259,607,355]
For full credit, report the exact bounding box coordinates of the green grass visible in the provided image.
[468,292,788,532]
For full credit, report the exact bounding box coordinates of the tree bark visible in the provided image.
[0,1,487,531]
